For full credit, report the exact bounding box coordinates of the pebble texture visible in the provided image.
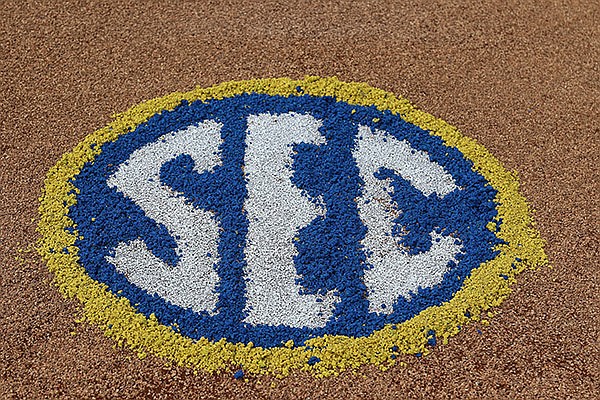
[1,0,598,398]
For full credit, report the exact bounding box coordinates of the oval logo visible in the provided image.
[38,77,547,377]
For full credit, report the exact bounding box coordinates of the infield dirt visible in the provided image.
[1,1,598,399]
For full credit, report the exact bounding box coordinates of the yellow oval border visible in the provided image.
[37,76,547,378]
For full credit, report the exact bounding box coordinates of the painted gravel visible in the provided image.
[37,77,547,377]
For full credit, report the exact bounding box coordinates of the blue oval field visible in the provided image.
[69,93,500,348]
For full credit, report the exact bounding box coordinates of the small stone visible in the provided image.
[233,369,244,379]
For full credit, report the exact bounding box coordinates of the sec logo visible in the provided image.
[38,77,546,377]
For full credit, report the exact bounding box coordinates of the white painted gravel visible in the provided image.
[106,121,223,314]
[243,112,339,328]
[353,126,462,314]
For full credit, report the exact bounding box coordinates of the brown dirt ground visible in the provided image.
[1,0,598,399]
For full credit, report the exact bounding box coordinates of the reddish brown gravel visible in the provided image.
[1,1,598,398]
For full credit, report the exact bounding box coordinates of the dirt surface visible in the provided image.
[1,0,598,398]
